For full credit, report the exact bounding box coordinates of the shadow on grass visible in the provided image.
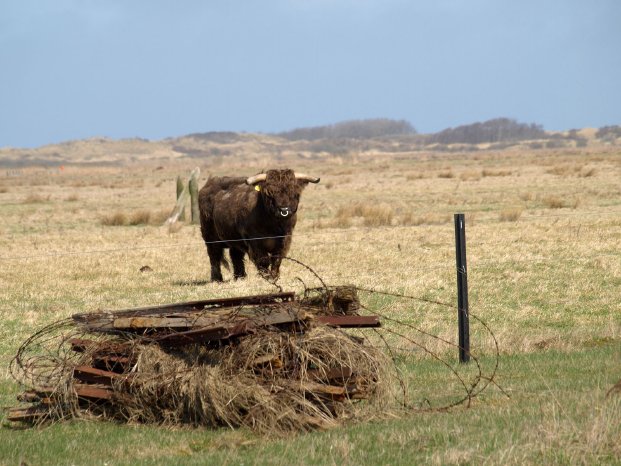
[171,279,212,286]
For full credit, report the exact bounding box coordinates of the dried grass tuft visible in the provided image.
[499,208,523,222]
[22,193,50,204]
[542,196,566,209]
[128,210,152,226]
[101,209,171,226]
[459,171,482,182]
[400,212,451,226]
[437,170,455,179]
[100,211,128,226]
[482,168,512,177]
[332,203,394,228]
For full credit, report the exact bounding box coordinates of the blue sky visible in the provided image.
[1,0,620,148]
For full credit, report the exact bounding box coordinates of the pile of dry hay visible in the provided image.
[112,327,389,432]
[9,289,392,434]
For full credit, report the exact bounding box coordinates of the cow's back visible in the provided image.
[198,176,259,242]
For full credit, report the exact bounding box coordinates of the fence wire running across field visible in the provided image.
[1,212,619,266]
[9,262,506,431]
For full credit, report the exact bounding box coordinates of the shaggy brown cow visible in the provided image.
[198,169,320,282]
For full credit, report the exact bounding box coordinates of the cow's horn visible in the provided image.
[294,173,320,183]
[246,173,267,185]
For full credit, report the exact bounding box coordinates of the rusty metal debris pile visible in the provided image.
[8,287,390,433]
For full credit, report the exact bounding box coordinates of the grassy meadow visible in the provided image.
[1,145,620,464]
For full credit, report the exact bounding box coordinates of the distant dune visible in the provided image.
[1,119,619,168]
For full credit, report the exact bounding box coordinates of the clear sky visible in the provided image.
[1,0,620,148]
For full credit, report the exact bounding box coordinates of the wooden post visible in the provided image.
[166,185,189,225]
[454,213,470,363]
[189,168,200,224]
[176,176,186,221]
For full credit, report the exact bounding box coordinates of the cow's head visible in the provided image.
[246,169,320,219]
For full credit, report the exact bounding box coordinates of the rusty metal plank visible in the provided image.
[68,338,96,352]
[154,326,232,346]
[315,315,381,328]
[73,366,130,385]
[113,316,203,329]
[73,383,114,400]
[73,292,296,327]
[68,338,131,356]
[93,355,131,367]
[153,309,310,345]
[16,389,54,403]
[7,406,49,423]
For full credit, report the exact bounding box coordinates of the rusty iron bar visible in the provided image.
[73,291,296,325]
[315,315,381,328]
[73,365,132,385]
[73,383,114,401]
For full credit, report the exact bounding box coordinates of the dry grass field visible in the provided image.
[1,142,621,464]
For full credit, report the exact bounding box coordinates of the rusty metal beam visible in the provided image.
[7,406,49,423]
[315,315,381,328]
[153,310,310,345]
[73,366,130,385]
[73,383,114,400]
[72,291,296,326]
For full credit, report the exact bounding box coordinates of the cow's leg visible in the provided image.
[269,255,283,280]
[207,244,224,282]
[230,248,246,280]
[254,254,272,279]
[269,238,289,279]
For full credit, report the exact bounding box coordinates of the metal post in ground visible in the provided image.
[454,213,470,363]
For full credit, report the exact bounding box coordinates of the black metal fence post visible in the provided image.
[455,213,470,363]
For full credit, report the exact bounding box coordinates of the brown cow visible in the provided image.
[198,169,320,281]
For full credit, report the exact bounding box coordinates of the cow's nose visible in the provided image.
[278,207,291,217]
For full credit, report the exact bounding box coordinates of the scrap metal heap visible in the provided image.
[8,287,387,433]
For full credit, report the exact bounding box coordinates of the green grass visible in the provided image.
[2,344,620,465]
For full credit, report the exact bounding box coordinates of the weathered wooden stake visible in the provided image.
[176,176,186,221]
[189,168,200,224]
[454,213,470,363]
[167,184,189,225]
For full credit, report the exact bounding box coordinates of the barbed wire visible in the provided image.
[0,235,290,261]
[2,213,620,263]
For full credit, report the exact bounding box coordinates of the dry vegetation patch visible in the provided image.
[100,209,170,226]
[499,208,523,222]
[459,170,482,181]
[330,202,395,228]
[436,169,455,179]
[22,193,51,204]
[482,168,513,177]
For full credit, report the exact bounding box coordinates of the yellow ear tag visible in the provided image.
[255,185,261,191]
